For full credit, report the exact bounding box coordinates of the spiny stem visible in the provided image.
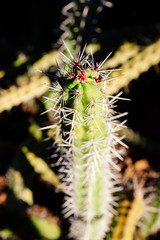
[42,43,127,240]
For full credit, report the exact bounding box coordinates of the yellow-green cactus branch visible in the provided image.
[29,122,43,142]
[140,186,160,238]
[7,168,33,206]
[22,146,62,191]
[0,70,5,79]
[85,43,101,55]
[103,42,140,69]
[13,53,28,67]
[0,49,60,113]
[0,75,49,113]
[30,216,61,240]
[0,229,14,239]
[111,176,156,240]
[107,39,160,95]
[31,50,60,73]
[122,195,145,240]
[110,200,131,240]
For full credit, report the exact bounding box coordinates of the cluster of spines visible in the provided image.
[41,43,128,240]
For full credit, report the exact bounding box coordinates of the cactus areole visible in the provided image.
[41,42,128,240]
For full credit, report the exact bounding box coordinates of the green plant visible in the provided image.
[41,42,128,240]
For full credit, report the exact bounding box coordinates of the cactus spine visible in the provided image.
[42,43,127,240]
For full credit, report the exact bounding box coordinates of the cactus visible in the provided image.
[140,185,160,238]
[110,177,157,240]
[106,39,160,95]
[59,0,113,53]
[7,168,33,206]
[110,199,131,240]
[103,42,140,69]
[22,146,62,191]
[0,75,49,113]
[41,42,128,240]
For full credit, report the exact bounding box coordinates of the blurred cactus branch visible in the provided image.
[0,75,49,113]
[59,0,113,53]
[22,146,63,191]
[140,185,160,238]
[106,39,160,95]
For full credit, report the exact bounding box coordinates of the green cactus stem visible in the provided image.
[41,43,128,240]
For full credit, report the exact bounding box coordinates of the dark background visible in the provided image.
[1,0,160,66]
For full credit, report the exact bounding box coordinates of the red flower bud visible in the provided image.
[77,70,87,83]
